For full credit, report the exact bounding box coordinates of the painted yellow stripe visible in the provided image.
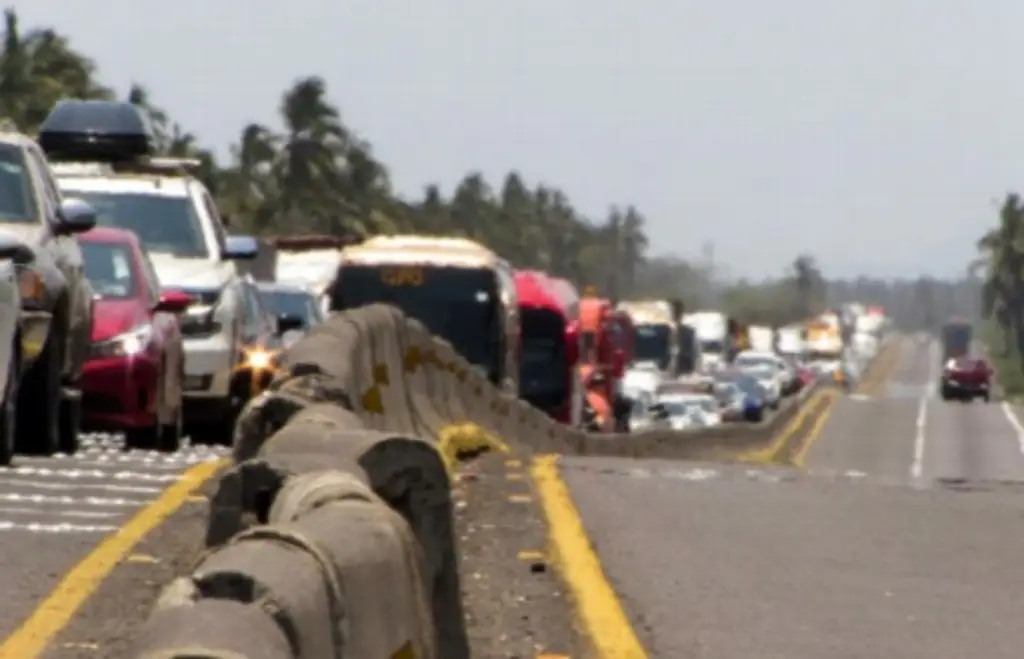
[0,459,225,659]
[531,455,648,659]
[735,388,829,464]
[791,389,840,467]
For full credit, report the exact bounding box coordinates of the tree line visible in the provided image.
[3,8,949,330]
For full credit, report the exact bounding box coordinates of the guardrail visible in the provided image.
[127,304,853,658]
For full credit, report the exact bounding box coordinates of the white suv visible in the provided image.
[52,159,258,442]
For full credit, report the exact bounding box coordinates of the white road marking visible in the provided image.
[0,506,120,519]
[910,340,938,481]
[0,521,119,533]
[0,466,182,482]
[0,478,163,494]
[999,402,1024,455]
[0,492,148,507]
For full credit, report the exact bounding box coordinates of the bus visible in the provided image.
[329,235,519,392]
[514,270,584,426]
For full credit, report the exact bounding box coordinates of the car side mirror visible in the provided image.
[0,235,33,266]
[276,313,306,335]
[56,198,97,236]
[154,290,193,313]
[223,235,258,261]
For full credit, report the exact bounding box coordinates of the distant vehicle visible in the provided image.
[940,355,992,403]
[255,281,323,349]
[940,319,972,364]
[235,277,290,403]
[514,270,584,427]
[329,235,519,393]
[735,350,798,396]
[1,127,98,457]
[650,393,722,430]
[716,371,767,422]
[712,381,748,422]
[42,99,260,443]
[78,228,191,451]
[0,235,34,464]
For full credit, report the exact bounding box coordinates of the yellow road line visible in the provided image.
[736,388,829,464]
[531,455,648,659]
[791,390,840,467]
[855,339,902,396]
[0,459,225,659]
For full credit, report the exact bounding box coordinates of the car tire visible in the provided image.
[16,328,61,456]
[58,392,81,455]
[0,344,19,466]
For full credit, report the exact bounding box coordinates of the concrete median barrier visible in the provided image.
[135,304,848,657]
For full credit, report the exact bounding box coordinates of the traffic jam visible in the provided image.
[0,96,904,471]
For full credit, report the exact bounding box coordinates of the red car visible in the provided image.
[940,356,993,403]
[78,227,192,451]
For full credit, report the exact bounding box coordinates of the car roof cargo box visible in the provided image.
[38,99,156,162]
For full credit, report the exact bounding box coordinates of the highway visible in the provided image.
[558,335,1024,658]
[0,436,225,651]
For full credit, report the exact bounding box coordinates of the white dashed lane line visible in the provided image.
[0,434,227,533]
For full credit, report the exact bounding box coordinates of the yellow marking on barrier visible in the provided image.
[506,472,524,481]
[0,459,225,659]
[437,423,510,477]
[508,494,533,503]
[124,553,159,564]
[360,385,384,414]
[791,389,839,468]
[372,363,390,386]
[735,389,830,464]
[518,549,546,561]
[391,640,415,658]
[531,455,648,658]
[506,459,523,468]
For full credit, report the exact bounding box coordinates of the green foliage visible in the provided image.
[977,193,1024,395]
[0,10,827,324]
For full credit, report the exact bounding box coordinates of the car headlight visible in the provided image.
[242,345,279,371]
[90,324,153,359]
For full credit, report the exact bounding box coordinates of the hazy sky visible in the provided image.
[13,1,1024,278]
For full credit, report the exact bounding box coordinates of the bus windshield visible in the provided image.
[331,264,503,381]
[634,323,671,370]
[519,308,568,408]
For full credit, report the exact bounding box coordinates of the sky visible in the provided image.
[12,0,1024,279]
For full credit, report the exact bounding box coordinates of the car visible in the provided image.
[716,371,767,422]
[735,350,795,396]
[650,393,722,430]
[78,227,192,451]
[739,363,782,409]
[0,129,98,457]
[39,100,260,443]
[0,235,34,464]
[234,276,289,402]
[940,356,992,402]
[254,281,324,349]
[712,381,748,422]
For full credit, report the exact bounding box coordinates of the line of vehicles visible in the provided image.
[937,318,993,403]
[0,96,897,467]
[0,99,325,464]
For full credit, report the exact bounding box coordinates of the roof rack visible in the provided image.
[49,156,201,178]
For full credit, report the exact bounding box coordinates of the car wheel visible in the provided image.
[157,407,182,453]
[0,345,19,466]
[124,424,157,451]
[58,391,81,455]
[16,328,61,456]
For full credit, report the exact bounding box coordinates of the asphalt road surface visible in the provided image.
[0,435,225,642]
[562,336,1024,658]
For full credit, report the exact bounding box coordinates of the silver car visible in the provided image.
[0,234,33,464]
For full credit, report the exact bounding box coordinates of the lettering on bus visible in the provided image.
[380,266,425,287]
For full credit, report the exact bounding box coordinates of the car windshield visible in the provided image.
[736,354,777,369]
[258,289,322,328]
[633,324,671,369]
[701,339,724,353]
[745,365,775,379]
[66,191,209,259]
[80,241,138,299]
[0,144,37,224]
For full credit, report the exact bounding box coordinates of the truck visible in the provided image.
[682,310,731,371]
[747,325,775,354]
[940,318,973,364]
[616,299,694,376]
[805,311,844,377]
[514,270,584,427]
[579,288,629,432]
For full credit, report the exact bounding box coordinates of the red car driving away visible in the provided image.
[78,227,192,451]
[940,355,993,403]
